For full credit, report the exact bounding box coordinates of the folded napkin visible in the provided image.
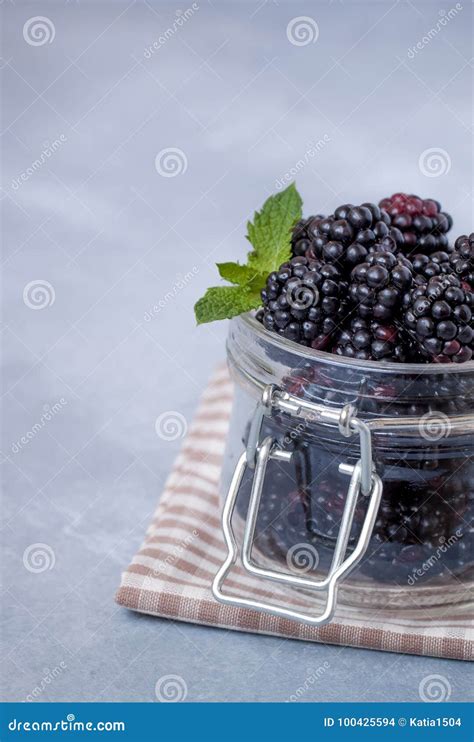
[116,366,473,661]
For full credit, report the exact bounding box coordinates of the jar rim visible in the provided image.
[239,313,474,375]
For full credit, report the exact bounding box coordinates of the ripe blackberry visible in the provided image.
[409,251,451,284]
[291,215,325,257]
[379,192,453,253]
[450,233,474,285]
[349,251,413,322]
[291,203,404,271]
[410,244,474,288]
[334,317,407,361]
[402,274,473,363]
[259,256,349,349]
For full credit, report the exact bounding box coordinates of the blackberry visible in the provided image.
[450,233,474,285]
[410,244,474,288]
[334,317,407,361]
[402,274,473,363]
[291,215,325,257]
[409,251,451,284]
[349,251,413,321]
[379,192,453,253]
[291,203,404,271]
[259,256,349,349]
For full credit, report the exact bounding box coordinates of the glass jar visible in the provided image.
[213,313,474,624]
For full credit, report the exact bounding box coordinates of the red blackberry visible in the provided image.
[379,193,453,253]
[349,251,413,322]
[258,256,349,349]
[291,203,404,271]
[450,233,474,285]
[334,317,407,361]
[402,274,473,363]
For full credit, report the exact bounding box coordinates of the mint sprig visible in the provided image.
[194,285,262,325]
[194,183,302,325]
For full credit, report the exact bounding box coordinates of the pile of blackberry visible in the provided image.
[257,197,473,364]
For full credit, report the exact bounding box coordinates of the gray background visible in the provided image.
[1,0,473,702]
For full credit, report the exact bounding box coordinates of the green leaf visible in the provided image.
[194,183,303,325]
[217,262,255,285]
[194,286,261,325]
[246,182,302,273]
[216,262,266,289]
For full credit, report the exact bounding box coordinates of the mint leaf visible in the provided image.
[194,183,303,324]
[217,262,266,288]
[246,182,302,273]
[217,262,255,285]
[194,286,261,325]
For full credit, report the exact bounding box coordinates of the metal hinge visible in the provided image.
[212,385,383,626]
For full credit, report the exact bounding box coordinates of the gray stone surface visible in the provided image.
[1,0,472,703]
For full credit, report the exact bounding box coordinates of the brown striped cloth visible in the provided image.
[116,366,473,661]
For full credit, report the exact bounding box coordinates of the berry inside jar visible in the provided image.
[225,319,474,605]
[196,184,474,610]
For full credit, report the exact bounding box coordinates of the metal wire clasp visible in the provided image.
[212,385,383,626]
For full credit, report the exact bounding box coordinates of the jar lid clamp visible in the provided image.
[212,385,384,626]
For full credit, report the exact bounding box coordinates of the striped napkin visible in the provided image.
[116,366,473,661]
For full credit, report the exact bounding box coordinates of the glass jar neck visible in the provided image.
[227,314,474,422]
